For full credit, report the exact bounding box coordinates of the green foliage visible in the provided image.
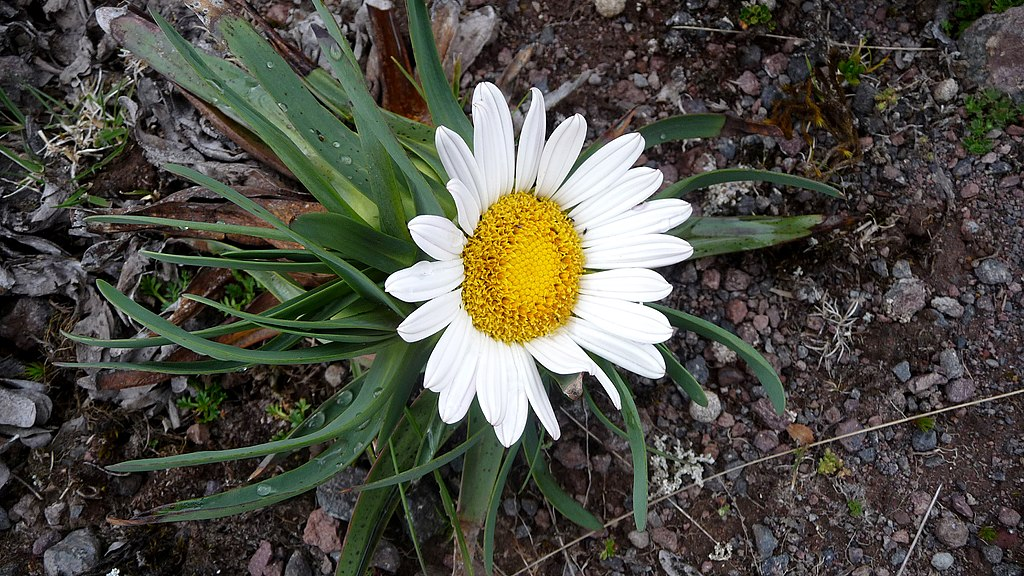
[221,270,258,311]
[21,361,48,382]
[139,270,192,312]
[599,538,618,561]
[978,525,998,543]
[177,382,228,424]
[913,416,936,433]
[816,447,845,476]
[847,499,865,518]
[962,88,1024,154]
[835,41,887,87]
[942,0,1024,37]
[739,4,775,30]
[267,398,312,441]
[874,87,899,112]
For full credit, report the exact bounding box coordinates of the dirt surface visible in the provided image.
[1,0,1023,575]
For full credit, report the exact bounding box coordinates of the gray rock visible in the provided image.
[316,467,367,522]
[753,430,780,453]
[938,349,964,379]
[0,507,10,531]
[931,552,955,570]
[892,260,913,279]
[42,529,100,576]
[960,6,1024,103]
[892,361,912,383]
[0,387,38,428]
[658,550,700,576]
[371,540,401,573]
[752,523,778,559]
[0,461,8,492]
[994,565,1023,576]
[908,372,946,394]
[689,391,722,423]
[593,0,626,18]
[998,506,1021,527]
[983,544,1004,564]
[912,430,938,452]
[684,356,709,385]
[933,78,959,103]
[931,296,965,318]
[934,516,969,548]
[752,397,793,431]
[884,279,929,323]
[284,550,313,576]
[628,530,650,549]
[975,259,1013,285]
[836,419,866,452]
[945,379,976,403]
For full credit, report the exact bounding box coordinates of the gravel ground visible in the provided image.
[1,0,1022,574]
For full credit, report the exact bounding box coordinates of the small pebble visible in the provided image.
[628,530,650,549]
[931,551,955,571]
[892,361,912,383]
[934,516,969,548]
[689,391,722,423]
[998,506,1021,527]
[932,78,959,103]
[593,0,625,18]
[975,259,1012,285]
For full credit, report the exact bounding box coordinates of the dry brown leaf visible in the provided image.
[787,423,815,446]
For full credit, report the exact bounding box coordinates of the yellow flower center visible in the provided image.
[461,191,584,343]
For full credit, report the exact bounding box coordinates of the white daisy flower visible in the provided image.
[385,82,693,447]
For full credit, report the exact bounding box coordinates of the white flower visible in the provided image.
[385,82,693,447]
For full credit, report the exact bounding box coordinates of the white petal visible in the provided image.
[436,126,486,209]
[523,331,593,375]
[473,83,514,208]
[437,319,485,423]
[579,268,673,302]
[476,338,511,425]
[447,178,481,234]
[408,215,466,261]
[535,114,586,198]
[515,88,546,192]
[384,259,464,302]
[515,347,560,440]
[424,308,473,391]
[396,289,461,342]
[583,234,693,270]
[568,167,663,227]
[588,360,622,409]
[550,133,645,209]
[583,199,693,244]
[566,317,666,379]
[494,388,528,447]
[573,294,673,344]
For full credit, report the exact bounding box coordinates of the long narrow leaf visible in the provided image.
[652,304,786,414]
[521,425,603,531]
[656,167,842,200]
[593,358,647,531]
[670,214,825,259]
[657,343,708,406]
[406,0,472,140]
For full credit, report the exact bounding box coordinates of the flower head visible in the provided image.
[385,82,693,446]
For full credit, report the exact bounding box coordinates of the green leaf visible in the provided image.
[638,114,727,144]
[141,250,332,273]
[308,0,443,219]
[657,343,708,406]
[114,411,383,523]
[354,427,482,492]
[290,212,418,274]
[670,215,825,259]
[457,408,505,563]
[521,425,604,531]
[163,164,406,316]
[336,392,446,576]
[656,167,843,200]
[652,304,786,414]
[593,358,647,531]
[406,0,473,141]
[107,340,430,471]
[85,214,293,242]
[483,442,520,575]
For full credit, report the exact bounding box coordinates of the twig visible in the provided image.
[511,387,1024,575]
[896,484,943,576]
[670,25,937,51]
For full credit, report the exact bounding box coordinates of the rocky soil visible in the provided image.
[1,0,1023,574]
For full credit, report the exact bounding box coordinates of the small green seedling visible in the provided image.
[177,382,227,424]
[816,447,845,476]
[847,499,865,518]
[739,4,775,30]
[978,525,998,543]
[267,398,313,440]
[21,361,48,383]
[913,416,936,433]
[717,504,732,519]
[599,538,618,561]
[221,270,258,311]
[836,40,888,87]
[139,270,193,312]
[963,88,1024,154]
[874,87,899,112]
